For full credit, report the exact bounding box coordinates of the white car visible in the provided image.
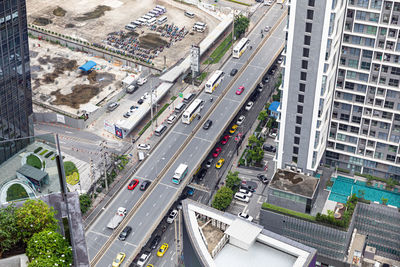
[264,26,271,32]
[269,132,277,138]
[234,192,250,203]
[137,251,150,267]
[239,188,252,197]
[238,212,253,222]
[167,115,177,124]
[264,0,273,6]
[236,115,245,126]
[166,209,178,223]
[137,144,151,150]
[277,56,283,64]
[137,78,148,86]
[141,92,150,100]
[245,101,254,111]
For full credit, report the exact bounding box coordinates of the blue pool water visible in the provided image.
[329,176,400,207]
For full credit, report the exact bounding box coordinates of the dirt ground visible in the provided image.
[26,0,220,68]
[29,38,130,115]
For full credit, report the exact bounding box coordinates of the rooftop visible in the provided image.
[182,199,316,267]
[270,169,319,199]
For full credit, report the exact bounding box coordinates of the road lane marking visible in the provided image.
[146,212,150,216]
[257,196,264,204]
[153,203,156,207]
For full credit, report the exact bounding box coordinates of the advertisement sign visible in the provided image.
[56,114,65,124]
[104,120,114,134]
[115,126,123,139]
[190,45,200,74]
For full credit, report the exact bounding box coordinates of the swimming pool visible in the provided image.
[329,176,400,207]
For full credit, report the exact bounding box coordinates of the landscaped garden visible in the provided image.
[26,154,42,169]
[6,184,29,202]
[64,161,79,185]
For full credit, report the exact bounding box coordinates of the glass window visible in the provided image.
[366,26,377,35]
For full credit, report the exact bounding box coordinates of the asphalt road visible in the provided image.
[87,4,286,266]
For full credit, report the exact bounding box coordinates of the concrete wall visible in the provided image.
[267,191,307,213]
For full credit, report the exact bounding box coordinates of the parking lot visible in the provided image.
[27,0,220,69]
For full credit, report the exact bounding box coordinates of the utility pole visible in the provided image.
[175,209,183,266]
[231,11,235,55]
[99,141,108,191]
[150,79,155,132]
[89,157,95,200]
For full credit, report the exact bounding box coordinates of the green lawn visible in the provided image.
[6,184,29,202]
[262,203,316,221]
[27,154,42,169]
[64,161,78,176]
[204,35,232,64]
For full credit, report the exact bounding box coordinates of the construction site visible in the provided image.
[26,0,221,69]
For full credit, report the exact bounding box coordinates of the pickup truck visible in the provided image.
[107,207,127,230]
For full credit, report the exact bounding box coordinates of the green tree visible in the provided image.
[258,110,268,122]
[26,230,72,266]
[15,199,58,243]
[381,197,388,205]
[0,205,20,258]
[79,194,92,214]
[248,134,258,147]
[225,171,241,191]
[234,15,250,39]
[212,186,233,211]
[28,257,66,267]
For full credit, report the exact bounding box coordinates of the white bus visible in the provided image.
[172,164,188,184]
[205,70,224,93]
[182,99,203,124]
[158,16,167,25]
[233,38,249,59]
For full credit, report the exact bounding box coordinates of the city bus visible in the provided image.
[172,164,188,184]
[182,99,203,124]
[205,70,224,93]
[233,38,249,59]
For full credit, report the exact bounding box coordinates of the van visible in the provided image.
[125,24,136,31]
[174,103,186,113]
[126,84,138,94]
[155,124,167,136]
[149,10,159,17]
[142,15,152,21]
[156,5,166,12]
[158,16,167,25]
[138,151,145,161]
[146,13,155,18]
[193,25,205,32]
[147,17,156,26]
[183,93,195,103]
[184,11,195,18]
[137,18,147,25]
[132,20,142,26]
[154,7,164,14]
[194,22,207,28]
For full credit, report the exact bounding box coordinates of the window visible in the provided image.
[300,72,307,81]
[296,116,302,124]
[304,35,311,45]
[348,59,359,68]
[305,23,312,33]
[293,147,299,154]
[308,0,315,7]
[297,105,303,114]
[294,137,300,144]
[307,10,314,20]
[292,156,298,163]
[302,60,308,69]
[340,114,350,121]
[362,50,373,58]
[299,83,306,92]
[303,48,310,57]
[366,26,377,35]
[295,126,301,134]
[384,101,394,109]
[298,94,304,103]
[355,95,365,103]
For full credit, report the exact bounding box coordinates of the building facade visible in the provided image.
[325,0,400,180]
[277,0,347,174]
[0,0,33,164]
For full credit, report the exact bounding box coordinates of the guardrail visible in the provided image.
[90,9,288,266]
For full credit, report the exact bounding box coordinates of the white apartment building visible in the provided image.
[326,0,400,180]
[279,0,400,181]
[277,0,347,174]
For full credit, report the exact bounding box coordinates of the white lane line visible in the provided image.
[146,212,150,216]
[124,199,128,203]
[159,183,178,190]
[65,131,73,134]
[59,141,66,144]
[257,196,264,204]
[139,222,142,226]
[90,230,110,239]
[159,194,163,198]
[153,203,157,207]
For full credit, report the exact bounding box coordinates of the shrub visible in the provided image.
[44,151,54,158]
[96,187,103,193]
[39,149,48,156]
[34,147,43,153]
[6,184,29,201]
[79,194,92,214]
[212,186,233,211]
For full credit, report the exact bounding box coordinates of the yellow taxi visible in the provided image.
[229,124,238,134]
[157,243,169,257]
[147,265,154,267]
[112,252,126,267]
[216,158,225,169]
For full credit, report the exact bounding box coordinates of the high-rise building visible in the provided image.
[278,0,400,181]
[0,0,33,163]
[278,0,347,175]
[326,0,400,180]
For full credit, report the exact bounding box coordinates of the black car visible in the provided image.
[197,168,207,181]
[118,226,132,241]
[263,144,276,152]
[203,119,213,130]
[263,76,269,83]
[137,98,144,105]
[150,235,161,250]
[241,184,256,193]
[257,174,269,184]
[140,180,151,191]
[230,68,238,76]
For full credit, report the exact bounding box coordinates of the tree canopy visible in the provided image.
[212,186,234,211]
[0,205,20,258]
[225,171,241,191]
[234,15,250,39]
[15,199,58,243]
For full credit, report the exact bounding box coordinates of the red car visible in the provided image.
[236,86,245,95]
[220,135,230,145]
[128,179,139,190]
[212,147,222,158]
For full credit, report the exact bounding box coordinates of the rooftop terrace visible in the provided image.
[270,169,319,199]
